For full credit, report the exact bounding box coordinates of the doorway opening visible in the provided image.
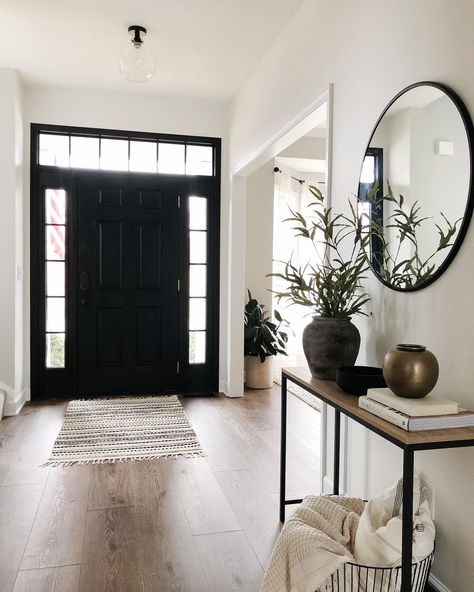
[229,88,332,493]
[271,106,328,378]
[241,99,330,384]
[30,124,221,398]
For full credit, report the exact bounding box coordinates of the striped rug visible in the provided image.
[44,395,204,466]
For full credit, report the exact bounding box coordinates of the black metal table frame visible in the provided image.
[279,370,474,592]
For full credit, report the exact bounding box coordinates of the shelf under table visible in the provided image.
[279,366,474,592]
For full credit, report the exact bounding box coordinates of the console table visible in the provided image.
[279,367,474,592]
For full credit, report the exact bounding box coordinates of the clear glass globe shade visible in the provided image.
[119,43,155,83]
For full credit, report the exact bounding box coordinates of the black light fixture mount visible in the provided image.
[128,25,147,46]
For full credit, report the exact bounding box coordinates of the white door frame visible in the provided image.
[226,85,335,492]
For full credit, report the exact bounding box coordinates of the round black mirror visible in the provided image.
[358,82,473,291]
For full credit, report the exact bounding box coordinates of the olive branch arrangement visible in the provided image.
[270,185,371,318]
[270,182,462,317]
[365,182,462,289]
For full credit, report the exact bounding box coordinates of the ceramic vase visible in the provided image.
[383,344,439,398]
[244,356,274,389]
[302,317,360,380]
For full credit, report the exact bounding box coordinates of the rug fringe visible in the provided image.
[42,450,206,467]
[76,395,179,402]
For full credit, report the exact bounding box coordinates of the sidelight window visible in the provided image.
[45,189,67,368]
[188,196,208,364]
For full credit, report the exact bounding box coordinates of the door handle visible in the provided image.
[80,271,90,292]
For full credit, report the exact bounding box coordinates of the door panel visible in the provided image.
[77,173,179,394]
[138,224,162,288]
[98,221,123,289]
[136,307,162,365]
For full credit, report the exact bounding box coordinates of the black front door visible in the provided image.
[31,124,221,398]
[77,172,179,394]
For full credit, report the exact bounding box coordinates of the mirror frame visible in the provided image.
[359,81,474,292]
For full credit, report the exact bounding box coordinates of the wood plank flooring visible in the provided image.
[0,386,321,592]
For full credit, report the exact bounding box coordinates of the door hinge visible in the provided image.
[177,278,181,292]
[177,361,180,374]
[177,195,181,208]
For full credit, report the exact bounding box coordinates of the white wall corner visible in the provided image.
[428,574,452,592]
[225,175,246,398]
[322,475,333,494]
[3,386,28,416]
[322,475,348,497]
[218,379,228,394]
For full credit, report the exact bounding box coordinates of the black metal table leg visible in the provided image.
[334,409,341,495]
[279,374,288,522]
[401,447,414,592]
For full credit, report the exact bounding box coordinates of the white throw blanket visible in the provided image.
[354,473,435,567]
[261,495,365,592]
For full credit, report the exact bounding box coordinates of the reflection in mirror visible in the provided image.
[358,83,473,291]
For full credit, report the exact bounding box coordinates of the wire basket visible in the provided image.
[316,550,434,592]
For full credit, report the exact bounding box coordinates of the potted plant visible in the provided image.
[270,185,370,379]
[244,291,288,389]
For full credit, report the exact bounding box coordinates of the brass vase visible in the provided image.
[383,344,439,399]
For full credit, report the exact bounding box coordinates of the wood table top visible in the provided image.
[282,367,474,451]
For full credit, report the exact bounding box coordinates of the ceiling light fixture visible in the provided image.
[119,25,155,83]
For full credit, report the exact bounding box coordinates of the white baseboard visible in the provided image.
[220,378,245,398]
[3,387,28,416]
[322,475,348,496]
[223,390,244,398]
[428,574,452,592]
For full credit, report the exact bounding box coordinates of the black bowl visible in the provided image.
[336,366,386,396]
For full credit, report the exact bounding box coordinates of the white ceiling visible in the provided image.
[0,0,303,101]
[276,156,326,174]
[385,86,444,117]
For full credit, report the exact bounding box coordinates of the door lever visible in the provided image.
[80,271,90,292]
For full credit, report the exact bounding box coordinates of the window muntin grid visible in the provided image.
[39,133,214,176]
[44,188,67,368]
[188,196,208,364]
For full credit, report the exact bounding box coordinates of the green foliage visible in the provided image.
[269,186,371,318]
[244,291,289,362]
[364,182,462,289]
[48,334,65,368]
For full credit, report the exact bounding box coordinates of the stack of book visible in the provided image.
[359,388,474,431]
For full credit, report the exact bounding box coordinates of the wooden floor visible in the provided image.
[0,386,321,592]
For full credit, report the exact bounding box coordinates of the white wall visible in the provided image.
[25,85,228,138]
[245,160,274,310]
[228,1,474,589]
[19,84,229,399]
[0,69,26,414]
[410,95,470,262]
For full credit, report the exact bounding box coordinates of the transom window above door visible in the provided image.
[38,132,215,176]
